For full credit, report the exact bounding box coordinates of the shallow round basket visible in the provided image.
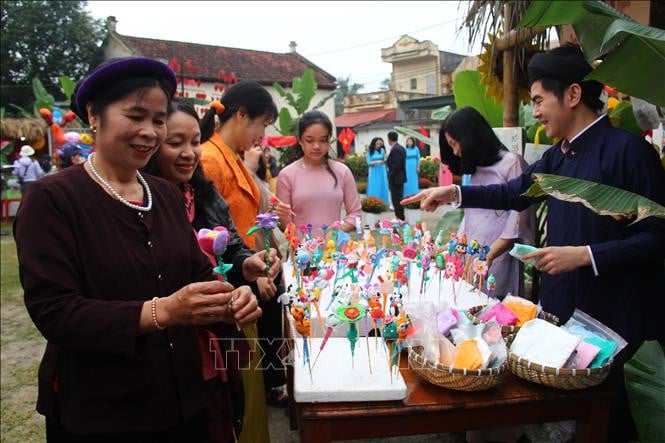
[408,346,507,391]
[466,305,560,337]
[507,352,612,390]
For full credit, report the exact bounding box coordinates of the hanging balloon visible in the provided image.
[52,108,63,126]
[51,125,66,147]
[33,136,46,150]
[80,133,94,145]
[64,131,81,143]
[63,110,77,124]
[78,143,93,158]
[39,108,53,125]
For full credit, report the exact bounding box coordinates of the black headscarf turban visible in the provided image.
[528,46,603,98]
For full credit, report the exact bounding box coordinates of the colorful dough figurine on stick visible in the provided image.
[247,212,280,276]
[197,227,233,280]
[335,303,367,369]
[291,303,313,383]
[197,226,240,330]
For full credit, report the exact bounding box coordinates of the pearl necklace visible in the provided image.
[87,153,153,212]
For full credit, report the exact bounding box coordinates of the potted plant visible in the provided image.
[419,156,440,185]
[361,196,389,228]
[418,177,434,189]
[356,181,367,197]
[403,198,422,226]
[344,153,368,182]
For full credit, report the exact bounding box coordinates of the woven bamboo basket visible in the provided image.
[466,305,560,337]
[507,352,612,390]
[408,346,507,391]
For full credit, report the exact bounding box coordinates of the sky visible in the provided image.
[86,1,483,92]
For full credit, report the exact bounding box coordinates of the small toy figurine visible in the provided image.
[291,303,313,382]
[486,273,496,301]
[472,245,491,293]
[444,253,464,304]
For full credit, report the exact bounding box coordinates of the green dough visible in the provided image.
[509,243,541,265]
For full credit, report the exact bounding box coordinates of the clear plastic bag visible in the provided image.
[563,309,627,367]
[482,321,507,368]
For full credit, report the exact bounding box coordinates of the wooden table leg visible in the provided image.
[298,416,332,443]
[287,360,297,430]
[575,395,611,443]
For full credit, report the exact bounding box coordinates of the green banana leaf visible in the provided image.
[452,70,503,128]
[393,126,439,148]
[293,69,316,115]
[522,173,665,224]
[278,108,294,136]
[32,77,55,113]
[624,341,665,443]
[517,0,665,106]
[431,105,453,121]
[59,75,76,102]
[609,101,642,136]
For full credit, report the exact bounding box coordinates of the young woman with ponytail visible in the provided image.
[199,82,280,443]
[275,110,361,237]
[199,82,279,249]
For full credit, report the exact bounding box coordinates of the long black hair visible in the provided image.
[368,137,385,156]
[296,110,337,187]
[199,80,278,142]
[439,106,505,175]
[142,97,217,214]
[256,146,277,181]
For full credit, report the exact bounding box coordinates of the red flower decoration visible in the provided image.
[344,306,360,320]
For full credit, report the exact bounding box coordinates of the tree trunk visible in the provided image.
[502,2,519,127]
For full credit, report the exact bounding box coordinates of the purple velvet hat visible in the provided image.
[72,57,177,124]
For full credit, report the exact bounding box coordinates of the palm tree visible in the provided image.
[335,76,364,115]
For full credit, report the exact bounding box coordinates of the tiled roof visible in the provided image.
[336,109,397,128]
[113,33,337,89]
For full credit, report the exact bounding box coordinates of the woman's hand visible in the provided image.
[227,285,263,328]
[400,185,457,212]
[271,197,293,229]
[256,276,278,301]
[242,249,281,281]
[159,280,237,326]
[522,246,591,275]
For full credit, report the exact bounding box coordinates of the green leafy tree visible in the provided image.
[334,75,363,115]
[273,68,336,168]
[379,77,391,91]
[1,0,105,113]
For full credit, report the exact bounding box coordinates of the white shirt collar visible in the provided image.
[561,113,606,153]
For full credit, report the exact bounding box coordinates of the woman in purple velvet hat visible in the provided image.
[14,57,263,441]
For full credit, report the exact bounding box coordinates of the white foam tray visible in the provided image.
[292,337,407,402]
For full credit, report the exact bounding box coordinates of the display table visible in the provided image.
[284,308,613,443]
[290,353,613,443]
[282,249,613,442]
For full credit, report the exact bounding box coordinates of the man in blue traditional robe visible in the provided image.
[404,44,665,442]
